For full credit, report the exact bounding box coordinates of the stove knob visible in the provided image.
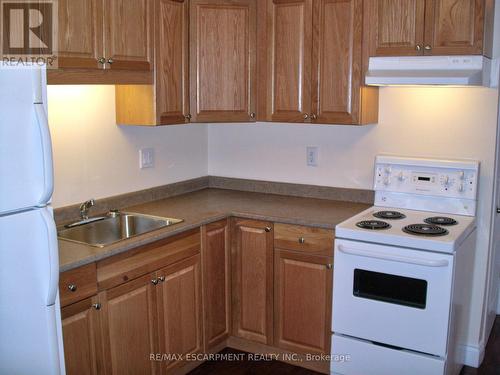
[458,183,464,192]
[459,171,465,180]
[385,166,392,174]
[398,172,404,181]
[383,177,390,186]
[443,176,450,186]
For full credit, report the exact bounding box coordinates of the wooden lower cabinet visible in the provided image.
[202,220,231,350]
[231,218,274,345]
[100,274,158,375]
[156,255,203,372]
[274,249,333,354]
[61,296,103,375]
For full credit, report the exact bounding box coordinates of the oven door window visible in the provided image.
[353,269,427,309]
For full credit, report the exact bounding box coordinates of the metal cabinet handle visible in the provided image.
[326,264,333,269]
[424,45,432,51]
[250,112,256,119]
[158,276,165,282]
[415,45,422,52]
[298,237,305,244]
[303,114,309,120]
[185,114,192,120]
[264,226,272,232]
[107,58,114,65]
[310,114,317,120]
[92,303,101,310]
[151,278,159,285]
[98,57,106,64]
[497,207,500,214]
[67,284,77,292]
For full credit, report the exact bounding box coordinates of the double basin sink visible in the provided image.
[58,211,183,247]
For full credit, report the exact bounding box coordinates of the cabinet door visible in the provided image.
[364,0,426,56]
[61,296,103,375]
[156,255,203,373]
[202,220,231,350]
[189,0,256,122]
[103,0,153,70]
[101,274,158,375]
[266,0,313,122]
[156,0,190,124]
[274,250,333,354]
[424,0,484,55]
[57,0,103,69]
[311,0,363,124]
[232,218,273,344]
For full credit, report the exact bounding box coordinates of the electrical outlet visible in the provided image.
[306,146,318,167]
[139,148,155,169]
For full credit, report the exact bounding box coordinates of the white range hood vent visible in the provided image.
[365,55,494,87]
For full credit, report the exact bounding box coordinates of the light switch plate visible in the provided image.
[139,148,154,169]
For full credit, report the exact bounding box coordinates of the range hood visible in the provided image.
[365,55,495,87]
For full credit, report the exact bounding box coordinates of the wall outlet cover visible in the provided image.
[140,148,155,169]
[306,146,319,167]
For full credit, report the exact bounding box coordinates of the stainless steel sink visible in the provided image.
[58,211,183,247]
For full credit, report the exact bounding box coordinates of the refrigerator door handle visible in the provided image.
[34,103,54,205]
[41,208,59,306]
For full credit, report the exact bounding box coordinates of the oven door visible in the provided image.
[332,239,454,357]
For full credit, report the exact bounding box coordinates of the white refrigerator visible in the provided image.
[0,64,65,375]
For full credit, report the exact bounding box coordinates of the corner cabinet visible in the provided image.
[261,0,377,125]
[231,218,274,345]
[189,0,257,122]
[364,0,487,57]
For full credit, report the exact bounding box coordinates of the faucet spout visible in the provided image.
[79,199,95,220]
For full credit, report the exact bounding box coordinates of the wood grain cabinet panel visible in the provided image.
[100,274,158,375]
[57,0,103,69]
[190,0,257,122]
[266,0,313,122]
[424,0,485,55]
[232,218,274,345]
[61,296,103,375]
[202,220,231,350]
[156,255,203,373]
[103,0,153,71]
[274,250,333,354]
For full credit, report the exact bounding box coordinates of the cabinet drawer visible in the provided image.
[274,223,333,256]
[59,263,98,307]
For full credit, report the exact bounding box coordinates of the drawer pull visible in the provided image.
[151,278,159,285]
[92,303,101,310]
[298,237,305,244]
[68,284,77,292]
[265,226,272,232]
[326,264,333,269]
[158,276,165,282]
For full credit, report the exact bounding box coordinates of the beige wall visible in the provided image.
[47,85,208,208]
[208,86,500,358]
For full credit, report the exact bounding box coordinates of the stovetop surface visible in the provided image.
[336,206,476,253]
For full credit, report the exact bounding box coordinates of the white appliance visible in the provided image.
[331,156,479,375]
[0,64,65,375]
[365,55,495,87]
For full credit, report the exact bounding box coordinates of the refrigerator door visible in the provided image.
[0,207,63,375]
[0,64,54,215]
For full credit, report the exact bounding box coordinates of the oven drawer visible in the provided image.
[331,334,445,375]
[332,239,454,356]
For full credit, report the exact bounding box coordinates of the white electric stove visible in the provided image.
[331,155,479,375]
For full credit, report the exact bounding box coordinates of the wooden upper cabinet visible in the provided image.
[424,0,485,55]
[365,0,426,56]
[100,274,157,375]
[365,0,487,57]
[312,0,366,124]
[103,0,153,70]
[61,296,103,375]
[202,220,231,350]
[156,255,203,373]
[190,0,257,122]
[266,0,313,122]
[274,251,333,356]
[156,0,190,124]
[231,218,274,345]
[57,0,103,69]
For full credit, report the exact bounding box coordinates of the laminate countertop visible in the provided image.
[58,188,370,272]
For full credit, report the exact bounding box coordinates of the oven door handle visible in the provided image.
[337,245,449,267]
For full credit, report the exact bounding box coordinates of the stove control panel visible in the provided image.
[374,156,479,200]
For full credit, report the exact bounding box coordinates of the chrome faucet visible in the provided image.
[79,199,95,220]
